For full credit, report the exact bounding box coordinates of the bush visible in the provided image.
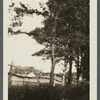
[62,84,89,100]
[9,85,62,100]
[8,84,89,100]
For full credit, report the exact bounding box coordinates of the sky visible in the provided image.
[6,0,77,73]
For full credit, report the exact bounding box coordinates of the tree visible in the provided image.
[8,0,89,86]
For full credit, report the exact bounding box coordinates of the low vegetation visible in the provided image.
[9,84,89,100]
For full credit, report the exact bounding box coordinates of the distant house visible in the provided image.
[27,72,36,77]
[8,72,38,85]
[8,72,62,86]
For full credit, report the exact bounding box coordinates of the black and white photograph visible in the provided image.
[3,0,97,100]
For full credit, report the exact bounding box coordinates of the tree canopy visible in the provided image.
[8,0,89,86]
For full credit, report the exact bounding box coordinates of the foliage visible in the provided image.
[13,66,42,76]
[8,84,89,100]
[8,0,89,85]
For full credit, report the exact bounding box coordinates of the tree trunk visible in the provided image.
[62,42,69,86]
[68,56,72,85]
[77,51,80,87]
[50,43,55,86]
[49,12,58,86]
[62,59,68,86]
[80,51,83,84]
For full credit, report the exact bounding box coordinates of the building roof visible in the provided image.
[27,72,36,77]
[8,72,62,82]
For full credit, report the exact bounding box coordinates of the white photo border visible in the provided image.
[3,0,97,100]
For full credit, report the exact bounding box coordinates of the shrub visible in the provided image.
[8,84,89,100]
